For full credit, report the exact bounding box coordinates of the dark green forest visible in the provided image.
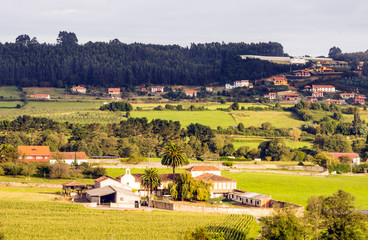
[0,31,297,88]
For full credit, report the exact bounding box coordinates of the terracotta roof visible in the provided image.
[186,166,221,172]
[61,181,86,187]
[195,173,236,182]
[328,152,359,159]
[18,146,50,155]
[160,173,180,182]
[51,152,88,160]
[94,176,119,183]
[151,86,164,88]
[108,88,120,92]
[185,90,197,93]
[312,85,335,88]
[72,86,86,89]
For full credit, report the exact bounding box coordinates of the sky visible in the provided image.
[0,0,368,56]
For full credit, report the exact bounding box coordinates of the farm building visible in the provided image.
[195,173,237,197]
[108,88,120,95]
[268,76,287,86]
[340,93,355,99]
[227,189,272,208]
[328,152,361,165]
[50,152,88,165]
[86,185,140,208]
[18,146,51,162]
[311,85,335,93]
[353,96,365,105]
[185,90,197,97]
[205,87,213,92]
[151,86,164,93]
[30,94,50,100]
[71,86,87,94]
[264,92,276,100]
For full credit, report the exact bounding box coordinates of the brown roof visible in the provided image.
[195,173,236,182]
[160,173,180,182]
[108,88,120,92]
[51,152,88,160]
[186,166,221,172]
[94,176,119,183]
[312,85,335,88]
[18,146,50,155]
[61,181,86,187]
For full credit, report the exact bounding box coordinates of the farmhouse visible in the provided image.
[205,87,213,92]
[326,99,342,105]
[195,173,236,197]
[312,85,335,93]
[50,152,88,165]
[71,86,87,94]
[269,76,288,86]
[340,93,355,99]
[18,146,51,162]
[187,166,221,177]
[151,86,164,93]
[293,69,310,77]
[282,94,299,101]
[108,88,120,95]
[312,91,324,98]
[225,80,251,89]
[30,94,50,100]
[264,92,276,100]
[185,90,197,97]
[227,189,272,208]
[328,152,361,165]
[353,96,365,105]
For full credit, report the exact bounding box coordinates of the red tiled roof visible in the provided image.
[160,173,180,182]
[18,146,50,155]
[108,88,120,92]
[185,90,197,93]
[51,152,88,160]
[195,173,236,182]
[61,181,86,187]
[186,166,221,172]
[329,152,359,159]
[72,86,86,89]
[312,85,335,88]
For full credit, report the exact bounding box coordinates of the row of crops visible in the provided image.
[207,214,259,240]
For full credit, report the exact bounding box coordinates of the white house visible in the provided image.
[108,88,120,95]
[185,90,197,97]
[227,190,272,207]
[205,87,213,92]
[186,166,221,177]
[234,80,249,88]
[311,85,335,93]
[50,152,88,165]
[117,169,141,189]
[71,86,87,94]
[30,94,50,100]
[195,173,237,198]
[94,176,133,190]
[328,152,361,165]
[151,86,165,93]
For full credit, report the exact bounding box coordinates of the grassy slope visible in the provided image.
[222,171,368,208]
[232,136,313,150]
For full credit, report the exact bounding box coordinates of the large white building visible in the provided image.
[311,85,336,93]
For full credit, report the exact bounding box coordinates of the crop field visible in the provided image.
[0,198,236,240]
[232,136,313,150]
[222,172,368,208]
[231,111,305,129]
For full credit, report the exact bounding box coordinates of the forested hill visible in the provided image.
[0,32,295,88]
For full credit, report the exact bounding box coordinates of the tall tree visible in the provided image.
[57,31,78,46]
[141,168,161,207]
[161,143,189,175]
[328,46,342,59]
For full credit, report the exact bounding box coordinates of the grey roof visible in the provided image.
[86,185,139,198]
[231,191,271,199]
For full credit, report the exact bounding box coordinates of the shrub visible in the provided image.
[223,161,234,167]
[0,166,4,176]
[50,163,70,179]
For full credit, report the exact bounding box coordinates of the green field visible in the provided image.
[222,172,368,208]
[132,110,236,128]
[0,101,23,108]
[231,111,305,128]
[232,136,313,150]
[0,86,22,98]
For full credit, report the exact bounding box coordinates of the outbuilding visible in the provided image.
[86,185,140,208]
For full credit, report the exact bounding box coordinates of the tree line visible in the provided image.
[0,31,295,88]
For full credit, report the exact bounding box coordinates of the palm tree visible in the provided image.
[161,143,189,175]
[141,168,162,207]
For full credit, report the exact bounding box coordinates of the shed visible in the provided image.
[86,186,140,208]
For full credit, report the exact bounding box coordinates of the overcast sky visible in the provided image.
[0,0,367,56]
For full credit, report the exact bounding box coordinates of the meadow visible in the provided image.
[222,171,368,208]
[232,136,313,150]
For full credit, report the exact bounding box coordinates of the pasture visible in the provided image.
[232,136,313,150]
[222,171,368,208]
[0,86,22,98]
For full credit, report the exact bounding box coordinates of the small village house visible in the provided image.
[18,146,51,162]
[328,152,361,165]
[185,90,197,97]
[71,86,87,94]
[30,94,50,100]
[50,152,89,165]
[293,69,311,77]
[312,85,336,93]
[282,94,299,101]
[205,87,213,92]
[225,80,251,89]
[227,189,272,208]
[353,96,365,105]
[312,91,324,98]
[264,92,276,100]
[108,88,120,95]
[269,76,288,86]
[150,86,165,93]
[340,93,355,99]
[326,99,342,105]
[186,166,221,177]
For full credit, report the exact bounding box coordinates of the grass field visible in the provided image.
[0,86,21,98]
[131,110,236,128]
[231,111,305,129]
[0,101,23,108]
[222,172,368,208]
[232,136,313,150]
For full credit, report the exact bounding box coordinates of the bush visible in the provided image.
[50,162,70,178]
[99,101,133,111]
[328,164,350,174]
[297,161,304,166]
[0,166,4,176]
[223,161,234,167]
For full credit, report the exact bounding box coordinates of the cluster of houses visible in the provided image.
[17,146,88,165]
